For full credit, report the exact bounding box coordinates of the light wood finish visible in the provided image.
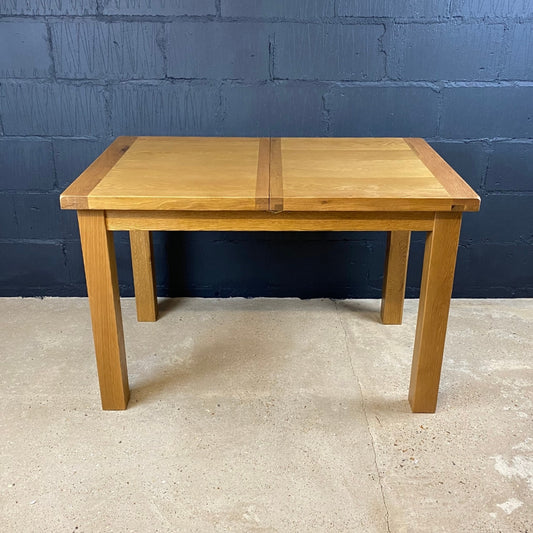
[409,212,462,413]
[77,210,129,410]
[255,138,270,210]
[404,138,481,212]
[270,138,283,212]
[61,137,480,412]
[61,137,480,214]
[60,137,135,209]
[381,231,411,325]
[279,137,480,212]
[106,210,435,232]
[130,231,158,322]
[80,137,265,211]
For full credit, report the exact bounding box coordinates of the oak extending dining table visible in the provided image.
[60,137,480,413]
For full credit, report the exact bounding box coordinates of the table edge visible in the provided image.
[404,138,481,212]
[60,136,137,210]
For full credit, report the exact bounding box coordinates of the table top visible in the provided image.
[60,137,480,212]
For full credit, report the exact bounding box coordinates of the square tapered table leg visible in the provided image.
[130,230,158,322]
[409,212,462,413]
[78,210,129,410]
[381,230,411,325]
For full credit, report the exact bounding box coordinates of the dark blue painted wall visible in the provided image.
[0,1,532,298]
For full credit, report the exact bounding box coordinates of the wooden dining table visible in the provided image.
[60,136,480,413]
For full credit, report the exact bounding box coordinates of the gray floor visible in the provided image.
[0,297,532,532]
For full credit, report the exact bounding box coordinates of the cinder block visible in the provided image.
[450,0,533,17]
[274,23,385,81]
[0,22,51,78]
[221,0,334,18]
[54,138,108,189]
[453,243,533,297]
[486,142,533,191]
[327,86,439,136]
[63,240,85,292]
[0,82,107,136]
[13,193,78,239]
[0,242,69,296]
[111,82,219,135]
[0,195,17,239]
[430,141,487,191]
[167,22,270,80]
[153,231,380,298]
[337,0,447,18]
[440,87,533,138]
[460,194,533,244]
[0,138,55,191]
[501,24,533,80]
[221,82,325,136]
[101,0,215,15]
[388,23,503,81]
[51,22,164,80]
[0,0,96,15]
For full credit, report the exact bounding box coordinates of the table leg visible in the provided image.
[409,212,462,413]
[381,231,411,324]
[78,210,129,410]
[130,230,158,322]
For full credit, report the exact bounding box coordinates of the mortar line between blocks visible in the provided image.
[333,299,392,533]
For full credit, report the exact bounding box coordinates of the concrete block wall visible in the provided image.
[0,1,532,297]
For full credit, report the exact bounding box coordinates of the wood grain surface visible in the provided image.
[404,138,481,212]
[77,210,129,409]
[381,230,411,325]
[106,210,435,232]
[60,136,480,214]
[60,137,135,209]
[255,138,270,210]
[409,212,463,413]
[130,230,158,322]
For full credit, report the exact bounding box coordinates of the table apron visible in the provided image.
[105,210,436,232]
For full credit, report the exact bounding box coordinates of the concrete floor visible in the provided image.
[0,298,531,532]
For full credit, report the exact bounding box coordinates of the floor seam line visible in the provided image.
[333,299,392,533]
